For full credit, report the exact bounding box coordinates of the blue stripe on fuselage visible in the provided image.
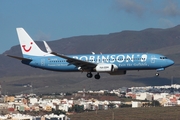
[22,53,173,71]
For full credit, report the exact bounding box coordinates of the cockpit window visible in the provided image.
[160,57,167,59]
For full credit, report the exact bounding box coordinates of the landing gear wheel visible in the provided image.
[155,73,159,76]
[87,72,93,78]
[94,73,100,79]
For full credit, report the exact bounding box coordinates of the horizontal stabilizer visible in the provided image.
[6,54,32,61]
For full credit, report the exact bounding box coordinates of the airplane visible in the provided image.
[7,28,174,79]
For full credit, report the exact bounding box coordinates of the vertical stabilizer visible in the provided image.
[16,28,46,57]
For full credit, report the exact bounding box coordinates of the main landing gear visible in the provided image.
[86,72,93,78]
[86,72,100,79]
[155,73,159,76]
[94,73,100,79]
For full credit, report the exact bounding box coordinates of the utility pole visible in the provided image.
[171,76,174,94]
[112,110,114,120]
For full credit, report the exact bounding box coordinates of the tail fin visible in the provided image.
[16,28,46,57]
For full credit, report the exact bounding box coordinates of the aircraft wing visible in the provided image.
[51,52,97,71]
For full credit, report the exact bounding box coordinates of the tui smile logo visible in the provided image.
[22,42,33,52]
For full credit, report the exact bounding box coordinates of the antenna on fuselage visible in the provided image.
[92,52,95,55]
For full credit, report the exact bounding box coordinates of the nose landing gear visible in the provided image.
[155,73,159,76]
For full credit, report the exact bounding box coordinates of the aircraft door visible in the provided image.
[151,55,155,63]
[41,59,45,66]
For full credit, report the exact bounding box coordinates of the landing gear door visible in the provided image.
[151,55,155,63]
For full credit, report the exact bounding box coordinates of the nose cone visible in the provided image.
[168,59,174,66]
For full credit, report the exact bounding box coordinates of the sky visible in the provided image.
[1,0,180,54]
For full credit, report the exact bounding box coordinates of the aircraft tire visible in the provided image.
[94,73,100,79]
[155,73,159,76]
[87,73,93,78]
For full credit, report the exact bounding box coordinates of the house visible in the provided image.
[132,101,142,108]
[136,92,152,101]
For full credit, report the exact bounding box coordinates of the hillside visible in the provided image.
[1,25,180,94]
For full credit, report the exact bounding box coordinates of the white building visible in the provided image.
[136,92,152,101]
[132,101,142,108]
[29,98,38,105]
[153,93,169,100]
[58,104,69,112]
[177,100,180,105]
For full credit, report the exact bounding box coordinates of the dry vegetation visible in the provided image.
[68,106,180,120]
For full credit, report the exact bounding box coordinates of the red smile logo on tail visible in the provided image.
[22,42,33,52]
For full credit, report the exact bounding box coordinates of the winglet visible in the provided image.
[43,41,52,53]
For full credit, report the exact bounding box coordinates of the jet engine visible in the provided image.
[95,63,118,72]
